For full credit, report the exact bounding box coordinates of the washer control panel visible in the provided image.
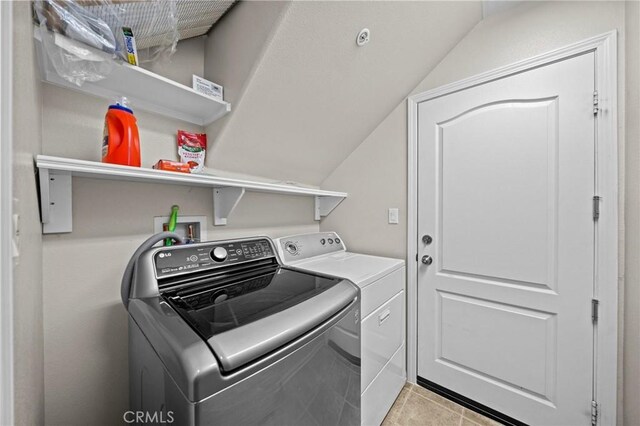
[155,238,274,278]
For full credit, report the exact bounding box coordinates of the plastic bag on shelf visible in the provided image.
[81,0,180,65]
[33,0,179,87]
[111,0,179,65]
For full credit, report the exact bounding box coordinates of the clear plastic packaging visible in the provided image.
[33,0,179,86]
[109,0,179,65]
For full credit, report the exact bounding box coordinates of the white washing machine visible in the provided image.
[274,232,406,426]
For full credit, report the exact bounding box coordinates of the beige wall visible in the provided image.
[204,0,291,175]
[624,1,640,423]
[204,1,290,111]
[321,103,407,259]
[321,1,636,424]
[12,1,45,425]
[204,1,482,185]
[141,36,205,88]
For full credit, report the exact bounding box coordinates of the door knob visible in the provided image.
[422,235,432,245]
[421,255,433,265]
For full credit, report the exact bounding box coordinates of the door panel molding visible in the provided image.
[407,31,617,425]
[436,270,559,295]
[436,98,559,290]
[435,291,558,403]
[435,97,558,128]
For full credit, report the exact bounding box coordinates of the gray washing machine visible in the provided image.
[123,236,361,426]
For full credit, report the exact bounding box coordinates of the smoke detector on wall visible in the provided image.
[356,28,370,46]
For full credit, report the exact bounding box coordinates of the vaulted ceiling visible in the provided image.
[205,1,482,185]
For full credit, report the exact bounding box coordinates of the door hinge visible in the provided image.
[592,299,599,324]
[593,90,599,115]
[593,196,601,220]
[591,400,599,425]
[416,253,418,262]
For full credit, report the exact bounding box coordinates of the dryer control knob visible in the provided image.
[211,247,228,262]
[285,241,299,255]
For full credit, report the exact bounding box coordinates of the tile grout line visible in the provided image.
[405,383,488,426]
[408,384,472,426]
[383,385,412,425]
[460,408,483,426]
[409,384,466,418]
[397,386,411,413]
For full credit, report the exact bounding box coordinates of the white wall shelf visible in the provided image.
[36,156,347,234]
[34,29,231,126]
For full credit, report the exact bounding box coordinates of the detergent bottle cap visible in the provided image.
[109,96,134,114]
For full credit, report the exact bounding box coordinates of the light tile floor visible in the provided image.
[382,383,501,426]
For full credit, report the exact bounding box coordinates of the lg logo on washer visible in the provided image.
[123,411,174,424]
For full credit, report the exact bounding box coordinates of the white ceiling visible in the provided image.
[207,1,483,185]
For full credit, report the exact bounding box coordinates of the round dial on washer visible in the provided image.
[210,246,228,262]
[320,239,326,245]
[335,238,341,244]
[328,238,334,244]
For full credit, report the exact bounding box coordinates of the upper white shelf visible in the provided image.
[34,30,231,126]
[36,156,347,233]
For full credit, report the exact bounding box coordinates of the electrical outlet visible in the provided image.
[388,208,399,224]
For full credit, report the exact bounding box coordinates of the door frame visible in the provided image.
[406,31,618,425]
[0,1,13,424]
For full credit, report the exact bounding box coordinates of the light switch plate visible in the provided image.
[388,208,399,224]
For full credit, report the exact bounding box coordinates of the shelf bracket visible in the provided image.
[38,168,73,234]
[213,187,245,226]
[315,196,344,221]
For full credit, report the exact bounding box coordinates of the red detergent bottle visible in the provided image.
[102,97,141,167]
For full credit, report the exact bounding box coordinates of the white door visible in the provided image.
[417,52,596,425]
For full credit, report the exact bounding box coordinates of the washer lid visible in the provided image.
[208,278,356,371]
[165,266,357,371]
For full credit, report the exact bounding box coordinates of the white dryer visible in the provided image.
[274,232,406,426]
